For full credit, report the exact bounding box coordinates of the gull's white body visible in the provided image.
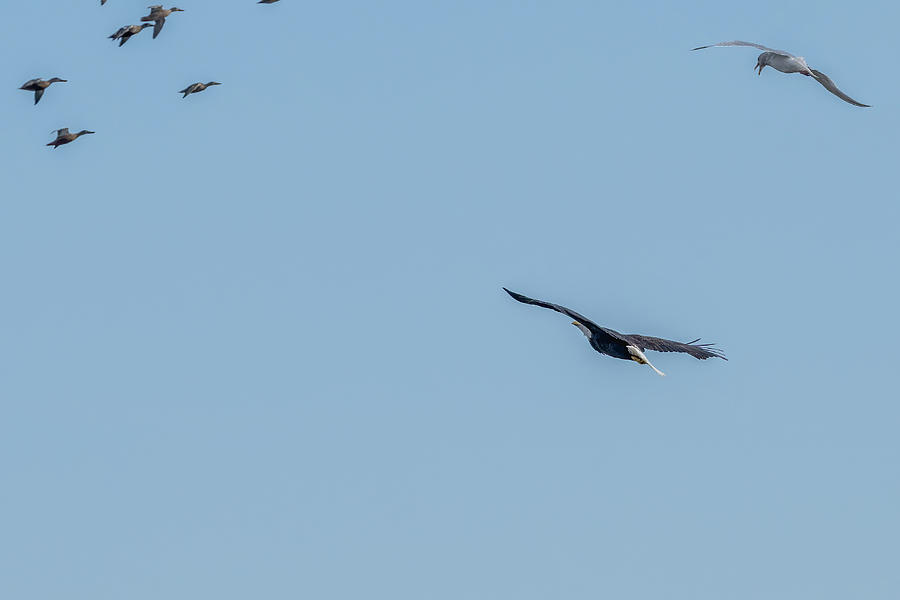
[692,40,869,107]
[763,53,813,76]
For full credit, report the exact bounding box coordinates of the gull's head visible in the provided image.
[755,56,766,76]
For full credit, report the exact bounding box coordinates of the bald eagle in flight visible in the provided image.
[504,288,726,376]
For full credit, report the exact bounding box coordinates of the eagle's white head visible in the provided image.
[571,321,592,339]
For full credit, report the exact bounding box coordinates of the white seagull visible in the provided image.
[692,41,869,107]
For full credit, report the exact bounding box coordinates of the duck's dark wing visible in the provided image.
[34,88,44,104]
[810,69,870,107]
[502,288,626,343]
[625,335,727,360]
[153,17,165,39]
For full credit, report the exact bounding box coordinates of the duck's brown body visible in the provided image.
[109,23,153,46]
[179,81,221,98]
[141,6,184,39]
[47,128,95,149]
[19,77,67,105]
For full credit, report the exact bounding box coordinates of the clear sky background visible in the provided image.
[2,1,898,598]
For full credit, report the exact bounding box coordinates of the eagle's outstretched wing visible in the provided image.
[503,288,626,344]
[625,334,727,360]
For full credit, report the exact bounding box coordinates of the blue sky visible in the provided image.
[2,1,898,598]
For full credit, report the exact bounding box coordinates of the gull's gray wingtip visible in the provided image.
[810,69,872,108]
